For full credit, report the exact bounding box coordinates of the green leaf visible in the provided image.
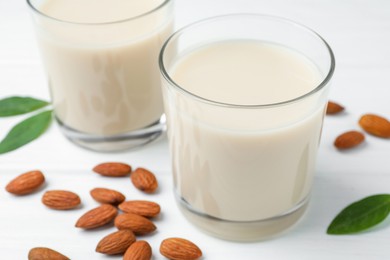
[0,110,52,154]
[0,96,50,117]
[327,194,390,235]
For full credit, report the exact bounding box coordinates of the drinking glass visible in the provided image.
[159,14,335,241]
[27,0,173,151]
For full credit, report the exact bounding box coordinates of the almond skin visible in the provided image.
[160,237,202,260]
[93,162,132,177]
[326,101,345,115]
[359,114,390,138]
[96,229,136,255]
[6,170,45,195]
[114,213,156,235]
[28,247,69,260]
[130,168,158,193]
[42,190,81,210]
[90,187,125,205]
[119,200,161,218]
[75,204,117,229]
[334,130,365,150]
[124,240,152,260]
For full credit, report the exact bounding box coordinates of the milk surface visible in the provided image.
[35,0,172,135]
[167,40,325,222]
[40,0,165,24]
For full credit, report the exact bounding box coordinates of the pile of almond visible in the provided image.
[5,162,202,260]
[326,100,390,150]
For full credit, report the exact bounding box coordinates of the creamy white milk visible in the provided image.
[165,41,325,227]
[35,0,172,135]
[172,41,321,106]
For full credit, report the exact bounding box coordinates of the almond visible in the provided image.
[334,130,365,150]
[124,240,152,260]
[75,204,117,229]
[5,170,45,195]
[93,162,132,177]
[114,213,156,235]
[28,247,69,260]
[130,168,158,193]
[359,113,390,138]
[42,190,81,210]
[96,229,136,255]
[90,187,125,205]
[119,200,161,218]
[326,101,345,115]
[160,237,202,260]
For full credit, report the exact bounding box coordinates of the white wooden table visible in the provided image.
[1,0,390,259]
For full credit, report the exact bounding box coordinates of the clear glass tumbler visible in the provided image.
[27,0,173,152]
[159,14,335,241]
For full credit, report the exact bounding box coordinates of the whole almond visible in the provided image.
[119,200,161,218]
[28,247,69,260]
[6,170,45,195]
[124,240,152,260]
[359,114,390,138]
[326,101,345,115]
[96,229,136,255]
[334,130,365,150]
[75,204,117,229]
[42,190,81,210]
[93,162,132,177]
[130,168,158,193]
[90,187,125,205]
[160,237,202,260]
[114,213,156,235]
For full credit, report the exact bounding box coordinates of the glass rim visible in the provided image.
[26,0,172,25]
[159,13,336,109]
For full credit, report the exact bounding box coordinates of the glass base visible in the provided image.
[176,193,309,242]
[56,116,166,152]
